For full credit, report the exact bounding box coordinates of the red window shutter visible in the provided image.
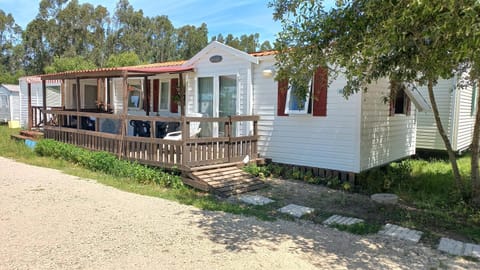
[277,79,289,116]
[313,67,328,116]
[170,78,179,113]
[152,79,159,112]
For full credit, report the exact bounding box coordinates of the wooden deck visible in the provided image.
[37,109,263,194]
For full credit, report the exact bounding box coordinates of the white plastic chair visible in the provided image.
[164,113,202,140]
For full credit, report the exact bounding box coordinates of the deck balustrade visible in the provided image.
[40,109,259,170]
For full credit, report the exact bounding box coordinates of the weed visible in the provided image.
[329,222,381,235]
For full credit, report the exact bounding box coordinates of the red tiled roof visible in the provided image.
[250,50,278,57]
[40,63,193,80]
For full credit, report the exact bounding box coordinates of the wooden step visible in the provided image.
[182,165,267,196]
[19,130,44,139]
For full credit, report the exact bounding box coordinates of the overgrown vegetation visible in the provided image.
[34,139,184,188]
[329,222,382,236]
[244,158,480,243]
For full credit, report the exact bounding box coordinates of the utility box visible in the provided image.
[8,120,20,128]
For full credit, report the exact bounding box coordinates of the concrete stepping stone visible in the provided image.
[323,214,364,226]
[239,195,274,206]
[278,204,314,218]
[378,223,423,243]
[438,237,480,258]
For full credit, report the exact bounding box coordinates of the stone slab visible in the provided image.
[371,193,398,205]
[239,195,274,206]
[323,214,364,226]
[379,223,423,243]
[438,237,480,258]
[278,204,314,218]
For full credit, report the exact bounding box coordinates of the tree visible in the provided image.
[175,23,208,59]
[0,9,23,83]
[271,0,480,201]
[146,15,175,63]
[105,51,141,67]
[44,55,96,73]
[260,40,273,51]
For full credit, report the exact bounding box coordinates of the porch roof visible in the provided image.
[39,63,194,80]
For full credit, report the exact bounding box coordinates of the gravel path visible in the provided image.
[0,157,478,269]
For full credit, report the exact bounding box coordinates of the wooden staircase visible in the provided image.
[183,165,266,197]
[10,130,44,141]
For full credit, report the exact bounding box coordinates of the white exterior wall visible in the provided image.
[359,79,416,171]
[415,78,475,152]
[18,79,61,128]
[185,47,253,136]
[453,77,476,152]
[10,92,20,122]
[0,86,11,122]
[253,56,362,173]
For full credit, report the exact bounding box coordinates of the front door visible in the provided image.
[197,75,237,137]
[219,75,237,136]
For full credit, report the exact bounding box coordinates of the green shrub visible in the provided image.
[35,139,184,189]
[243,164,271,179]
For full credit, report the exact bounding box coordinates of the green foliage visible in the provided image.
[44,56,96,73]
[243,164,271,179]
[105,51,141,68]
[34,139,184,188]
[329,222,381,235]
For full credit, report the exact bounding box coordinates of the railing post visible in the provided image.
[227,116,232,163]
[42,80,47,126]
[181,116,187,169]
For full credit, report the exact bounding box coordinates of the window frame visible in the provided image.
[159,80,170,111]
[285,79,312,115]
[127,84,142,110]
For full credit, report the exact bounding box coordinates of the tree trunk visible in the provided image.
[427,79,465,196]
[471,79,480,205]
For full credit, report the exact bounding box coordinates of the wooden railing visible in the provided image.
[31,106,63,128]
[40,109,259,170]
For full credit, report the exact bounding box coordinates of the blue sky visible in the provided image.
[0,0,335,43]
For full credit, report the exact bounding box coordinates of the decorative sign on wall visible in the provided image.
[209,55,223,63]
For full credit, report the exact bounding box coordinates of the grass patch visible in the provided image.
[329,222,381,235]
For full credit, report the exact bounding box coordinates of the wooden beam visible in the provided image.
[42,80,47,126]
[178,72,185,116]
[27,82,32,130]
[106,78,111,109]
[76,77,81,112]
[144,76,150,116]
[118,71,128,157]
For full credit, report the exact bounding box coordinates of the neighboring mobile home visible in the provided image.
[0,84,20,124]
[416,77,477,153]
[32,42,422,189]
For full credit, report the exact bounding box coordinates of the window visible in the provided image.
[472,82,478,116]
[198,77,214,117]
[285,79,312,114]
[84,85,98,109]
[389,82,411,116]
[128,84,142,109]
[159,81,169,110]
[277,67,328,117]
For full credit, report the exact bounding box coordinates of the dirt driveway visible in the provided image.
[0,157,477,269]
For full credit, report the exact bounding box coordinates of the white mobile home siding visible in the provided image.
[415,78,475,152]
[359,79,416,171]
[18,79,61,128]
[454,80,476,151]
[253,56,362,173]
[185,49,253,136]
